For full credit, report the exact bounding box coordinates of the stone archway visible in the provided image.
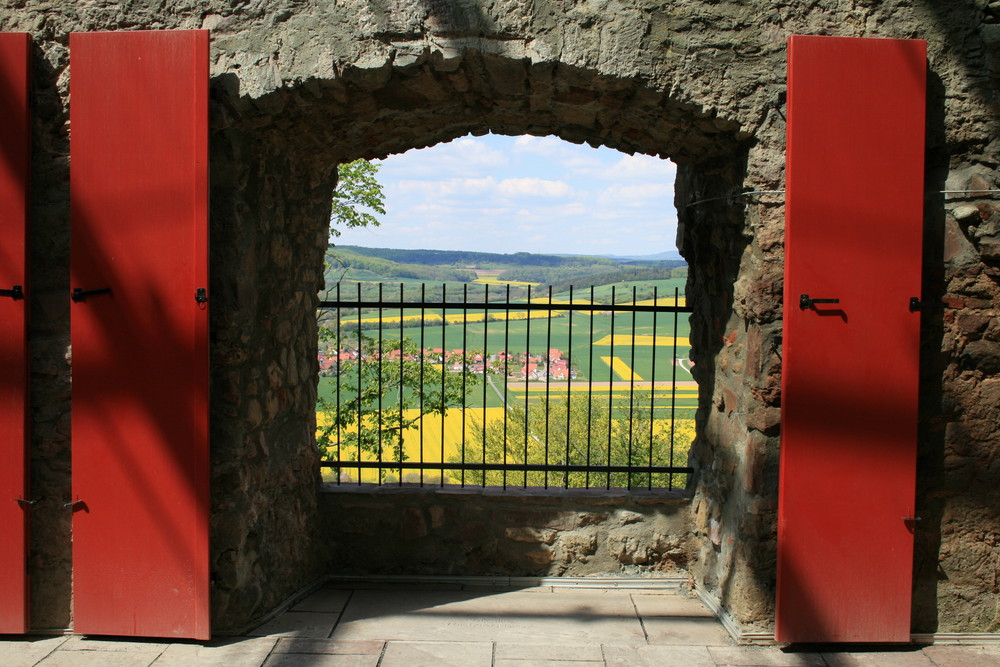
[205,48,767,630]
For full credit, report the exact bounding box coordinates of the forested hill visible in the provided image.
[324,245,687,290]
[326,247,477,283]
[334,246,619,268]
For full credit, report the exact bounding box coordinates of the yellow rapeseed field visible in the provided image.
[318,408,694,485]
[601,356,643,381]
[349,309,556,326]
[591,334,690,347]
[343,295,685,327]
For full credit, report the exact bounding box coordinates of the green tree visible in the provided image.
[322,158,388,298]
[330,158,386,238]
[317,335,481,482]
[455,392,693,489]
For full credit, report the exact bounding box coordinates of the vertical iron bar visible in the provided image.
[669,286,680,490]
[461,283,468,487]
[482,284,489,486]
[335,282,342,485]
[607,285,615,490]
[586,285,595,489]
[648,286,658,491]
[399,282,405,485]
[357,282,363,486]
[419,283,426,487]
[523,284,532,488]
[544,285,552,489]
[627,286,637,490]
[564,285,574,489]
[503,283,510,490]
[440,283,447,487]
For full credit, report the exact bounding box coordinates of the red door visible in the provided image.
[777,35,926,643]
[70,30,210,640]
[0,32,31,635]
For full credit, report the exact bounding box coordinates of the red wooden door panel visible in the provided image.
[777,35,926,643]
[70,30,209,640]
[0,32,31,635]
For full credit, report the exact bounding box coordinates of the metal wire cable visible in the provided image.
[685,188,1000,208]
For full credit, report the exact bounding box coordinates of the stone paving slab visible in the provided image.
[494,642,604,661]
[272,637,384,655]
[263,653,379,667]
[37,651,163,666]
[0,636,68,667]
[35,636,168,667]
[150,637,277,666]
[921,644,1000,666]
[331,588,647,645]
[644,614,735,646]
[708,645,828,666]
[820,648,937,666]
[631,592,716,617]
[290,587,353,613]
[632,592,733,646]
[59,636,169,653]
[246,611,341,638]
[604,644,717,667]
[379,640,493,666]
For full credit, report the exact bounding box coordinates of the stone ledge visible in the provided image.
[318,481,692,503]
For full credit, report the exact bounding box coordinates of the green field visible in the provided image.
[318,277,696,413]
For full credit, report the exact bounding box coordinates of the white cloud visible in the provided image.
[408,203,452,215]
[498,178,573,198]
[608,153,676,181]
[562,154,606,174]
[378,137,508,178]
[447,137,509,167]
[597,183,673,206]
[512,135,566,156]
[393,177,497,198]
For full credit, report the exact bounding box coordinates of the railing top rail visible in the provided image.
[320,460,694,474]
[319,298,693,314]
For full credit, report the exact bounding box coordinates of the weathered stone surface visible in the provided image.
[320,488,690,577]
[4,0,998,638]
[505,527,558,545]
[963,340,1000,375]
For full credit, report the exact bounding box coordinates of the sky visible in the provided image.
[331,133,680,258]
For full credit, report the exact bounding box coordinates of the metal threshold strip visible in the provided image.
[323,573,689,590]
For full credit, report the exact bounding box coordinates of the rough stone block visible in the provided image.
[962,340,1000,375]
[505,526,558,544]
[400,508,428,540]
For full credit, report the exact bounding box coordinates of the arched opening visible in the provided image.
[207,53,766,631]
[319,134,690,489]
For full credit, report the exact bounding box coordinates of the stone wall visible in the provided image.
[2,0,997,636]
[318,487,691,577]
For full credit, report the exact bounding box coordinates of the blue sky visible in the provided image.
[332,133,679,257]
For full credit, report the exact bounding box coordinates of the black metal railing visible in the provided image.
[317,282,695,490]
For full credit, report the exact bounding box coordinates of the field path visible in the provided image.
[505,380,698,391]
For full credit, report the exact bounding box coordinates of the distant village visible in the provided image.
[318,346,576,381]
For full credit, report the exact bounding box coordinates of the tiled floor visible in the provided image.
[3,584,999,666]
